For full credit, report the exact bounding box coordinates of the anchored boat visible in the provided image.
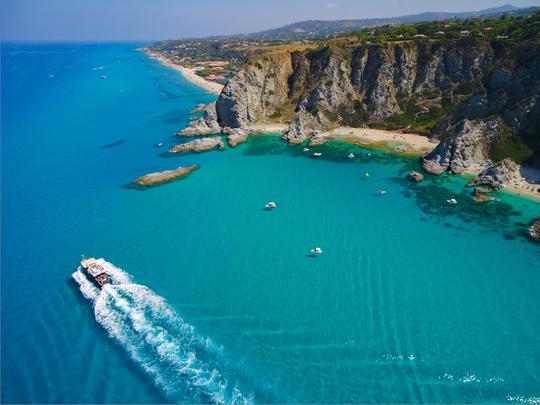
[81,257,110,288]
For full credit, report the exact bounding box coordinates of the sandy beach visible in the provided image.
[247,124,438,154]
[249,124,540,201]
[144,49,224,95]
[326,126,438,154]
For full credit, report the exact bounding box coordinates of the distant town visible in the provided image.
[150,7,539,85]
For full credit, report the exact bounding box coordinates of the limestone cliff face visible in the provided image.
[423,41,540,174]
[216,53,293,128]
[214,38,540,172]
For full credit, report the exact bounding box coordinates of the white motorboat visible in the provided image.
[265,202,277,209]
[310,247,323,254]
[303,148,310,152]
[348,153,355,158]
[313,152,322,157]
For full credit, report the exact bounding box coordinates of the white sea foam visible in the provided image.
[460,373,480,383]
[72,260,252,404]
[507,395,540,405]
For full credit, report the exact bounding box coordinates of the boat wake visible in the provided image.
[72,261,252,404]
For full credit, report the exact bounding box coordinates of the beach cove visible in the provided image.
[145,49,540,203]
[2,43,540,405]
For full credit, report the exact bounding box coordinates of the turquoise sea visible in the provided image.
[2,43,540,404]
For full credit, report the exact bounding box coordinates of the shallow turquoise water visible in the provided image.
[2,43,540,404]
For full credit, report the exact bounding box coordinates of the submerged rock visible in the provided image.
[467,158,520,190]
[308,133,328,146]
[529,216,540,241]
[408,171,424,182]
[134,165,198,187]
[472,187,495,203]
[169,137,225,153]
[178,103,221,136]
[223,127,249,147]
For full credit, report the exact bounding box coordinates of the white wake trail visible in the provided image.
[72,260,252,404]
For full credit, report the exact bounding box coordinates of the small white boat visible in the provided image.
[367,153,372,157]
[313,152,322,157]
[48,74,55,78]
[348,153,355,158]
[265,201,277,209]
[310,247,323,254]
[303,148,310,153]
[447,198,458,205]
[156,142,163,147]
[100,75,108,79]
[376,189,387,195]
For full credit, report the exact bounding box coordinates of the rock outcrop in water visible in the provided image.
[178,104,221,136]
[206,31,539,173]
[222,127,249,147]
[471,187,495,202]
[529,216,540,240]
[134,165,199,186]
[467,158,520,190]
[408,171,424,182]
[169,137,225,153]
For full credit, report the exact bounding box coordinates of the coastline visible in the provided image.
[325,126,438,155]
[143,49,224,95]
[464,166,540,202]
[141,50,539,203]
[248,124,540,202]
[247,124,437,154]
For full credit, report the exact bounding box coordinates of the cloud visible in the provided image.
[327,2,337,9]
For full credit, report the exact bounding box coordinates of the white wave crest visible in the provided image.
[507,395,540,405]
[72,261,252,404]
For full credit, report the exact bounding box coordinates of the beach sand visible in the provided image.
[144,49,224,95]
[326,126,438,154]
[247,124,438,154]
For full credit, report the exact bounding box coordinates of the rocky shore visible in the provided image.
[178,104,221,136]
[144,44,539,202]
[134,165,199,187]
[169,137,225,153]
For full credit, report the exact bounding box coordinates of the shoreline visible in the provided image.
[141,50,540,203]
[143,49,224,95]
[247,124,437,154]
[464,167,540,203]
[325,126,438,155]
[248,124,540,202]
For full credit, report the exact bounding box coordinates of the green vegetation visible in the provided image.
[382,97,454,135]
[269,106,284,119]
[490,131,535,163]
[454,81,476,95]
[339,101,370,127]
[323,110,339,122]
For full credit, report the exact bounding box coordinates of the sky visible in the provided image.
[2,0,539,41]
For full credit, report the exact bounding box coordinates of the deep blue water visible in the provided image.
[2,43,540,404]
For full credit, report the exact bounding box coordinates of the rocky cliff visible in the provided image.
[212,37,539,173]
